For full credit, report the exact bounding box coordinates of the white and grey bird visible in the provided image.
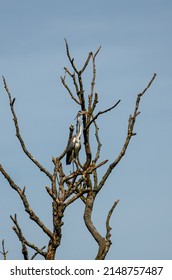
[66,110,87,165]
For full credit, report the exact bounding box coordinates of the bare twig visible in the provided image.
[88,47,101,111]
[10,214,29,260]
[11,214,46,259]
[2,76,52,181]
[64,67,80,98]
[91,159,108,172]
[93,46,102,59]
[93,119,102,163]
[61,75,81,105]
[86,99,121,129]
[0,239,8,260]
[31,246,46,260]
[64,39,79,74]
[90,93,99,114]
[72,72,80,97]
[106,199,120,241]
[64,189,89,208]
[80,51,93,74]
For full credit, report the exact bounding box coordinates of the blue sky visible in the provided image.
[0,0,171,260]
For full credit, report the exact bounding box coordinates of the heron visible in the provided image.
[66,110,88,166]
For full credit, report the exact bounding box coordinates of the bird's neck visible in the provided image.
[77,116,82,139]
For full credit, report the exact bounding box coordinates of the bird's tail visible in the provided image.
[66,150,72,165]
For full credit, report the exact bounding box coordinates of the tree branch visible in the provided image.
[10,214,46,259]
[64,38,79,74]
[0,164,53,240]
[106,199,120,241]
[60,74,81,105]
[63,67,80,99]
[84,191,111,260]
[64,189,89,208]
[80,51,93,74]
[10,214,29,260]
[0,239,8,260]
[88,47,101,112]
[86,99,121,129]
[97,73,157,192]
[2,76,52,181]
[93,119,102,163]
[31,246,46,260]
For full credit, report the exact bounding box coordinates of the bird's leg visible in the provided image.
[72,160,75,173]
[73,158,79,170]
[76,155,83,169]
[71,159,79,172]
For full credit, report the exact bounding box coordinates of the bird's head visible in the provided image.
[75,110,88,119]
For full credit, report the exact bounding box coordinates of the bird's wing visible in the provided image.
[66,137,75,165]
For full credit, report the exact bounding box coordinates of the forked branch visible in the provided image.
[10,214,46,259]
[61,74,81,105]
[0,239,8,260]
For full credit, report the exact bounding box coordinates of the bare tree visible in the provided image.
[0,41,156,260]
